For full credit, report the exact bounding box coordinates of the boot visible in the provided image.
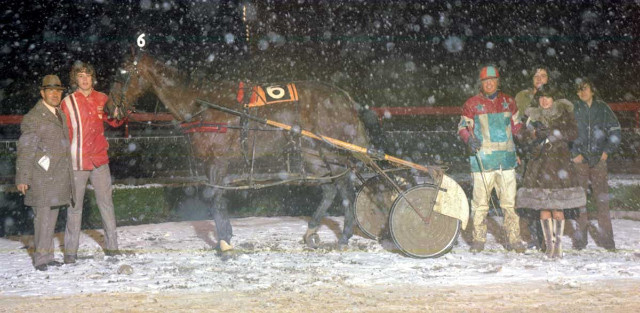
[507,240,526,253]
[552,219,565,259]
[527,218,543,250]
[469,241,485,253]
[540,219,554,258]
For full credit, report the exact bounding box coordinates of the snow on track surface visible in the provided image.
[1,216,639,298]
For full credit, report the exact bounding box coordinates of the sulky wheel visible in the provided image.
[354,170,415,239]
[389,184,460,258]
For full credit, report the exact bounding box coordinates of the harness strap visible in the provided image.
[238,82,253,166]
[179,121,228,134]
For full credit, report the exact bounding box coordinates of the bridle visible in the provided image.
[108,52,142,119]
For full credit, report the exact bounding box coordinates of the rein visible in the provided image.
[108,53,143,119]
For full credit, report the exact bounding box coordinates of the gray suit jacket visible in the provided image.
[16,100,75,207]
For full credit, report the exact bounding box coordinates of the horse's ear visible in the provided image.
[130,45,136,58]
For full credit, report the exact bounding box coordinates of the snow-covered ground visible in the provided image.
[1,215,638,299]
[1,175,639,311]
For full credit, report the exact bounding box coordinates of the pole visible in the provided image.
[197,99,432,173]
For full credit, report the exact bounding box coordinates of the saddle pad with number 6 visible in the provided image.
[237,82,299,107]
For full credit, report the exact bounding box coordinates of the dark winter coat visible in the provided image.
[515,99,586,210]
[15,100,75,207]
[571,98,621,167]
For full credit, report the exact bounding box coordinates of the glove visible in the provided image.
[535,127,550,140]
[467,136,481,153]
[530,121,545,130]
[530,121,549,140]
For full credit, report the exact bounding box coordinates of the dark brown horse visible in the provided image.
[106,53,374,251]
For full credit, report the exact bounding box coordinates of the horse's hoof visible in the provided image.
[304,233,321,249]
[336,242,349,251]
[219,240,233,252]
[337,237,350,250]
[217,249,238,261]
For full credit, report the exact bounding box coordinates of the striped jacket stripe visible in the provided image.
[64,94,83,171]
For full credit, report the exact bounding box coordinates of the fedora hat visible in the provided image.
[40,74,66,90]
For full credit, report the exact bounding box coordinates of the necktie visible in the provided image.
[55,109,63,124]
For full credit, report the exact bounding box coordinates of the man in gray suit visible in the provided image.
[16,74,75,271]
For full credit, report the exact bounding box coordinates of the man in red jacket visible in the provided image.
[61,61,125,263]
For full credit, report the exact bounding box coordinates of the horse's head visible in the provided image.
[105,51,151,120]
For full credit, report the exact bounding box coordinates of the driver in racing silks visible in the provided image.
[458,65,526,254]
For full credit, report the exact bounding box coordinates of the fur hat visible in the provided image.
[534,84,561,102]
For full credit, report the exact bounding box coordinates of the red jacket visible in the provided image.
[61,90,124,171]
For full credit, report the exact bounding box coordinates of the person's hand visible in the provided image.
[530,121,545,130]
[17,184,28,195]
[572,155,584,164]
[468,136,481,153]
[600,152,608,162]
[534,127,550,140]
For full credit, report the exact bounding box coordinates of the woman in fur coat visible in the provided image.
[516,85,586,258]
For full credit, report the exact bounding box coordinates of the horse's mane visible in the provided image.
[141,53,356,97]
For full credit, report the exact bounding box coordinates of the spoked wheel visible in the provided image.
[354,170,415,239]
[389,184,461,258]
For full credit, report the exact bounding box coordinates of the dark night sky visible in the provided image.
[1,0,639,115]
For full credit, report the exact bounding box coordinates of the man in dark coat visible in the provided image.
[16,75,75,271]
[571,78,621,251]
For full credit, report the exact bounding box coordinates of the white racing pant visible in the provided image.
[470,168,521,244]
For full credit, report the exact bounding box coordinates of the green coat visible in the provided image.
[515,88,535,118]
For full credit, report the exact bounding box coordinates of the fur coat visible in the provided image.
[516,99,586,210]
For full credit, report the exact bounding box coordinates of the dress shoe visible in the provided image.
[104,249,122,256]
[35,264,48,271]
[47,260,63,267]
[64,255,77,264]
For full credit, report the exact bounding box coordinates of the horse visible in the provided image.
[106,52,375,251]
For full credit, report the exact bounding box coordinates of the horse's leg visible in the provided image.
[336,177,357,247]
[211,189,233,251]
[304,183,337,248]
[207,161,233,253]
